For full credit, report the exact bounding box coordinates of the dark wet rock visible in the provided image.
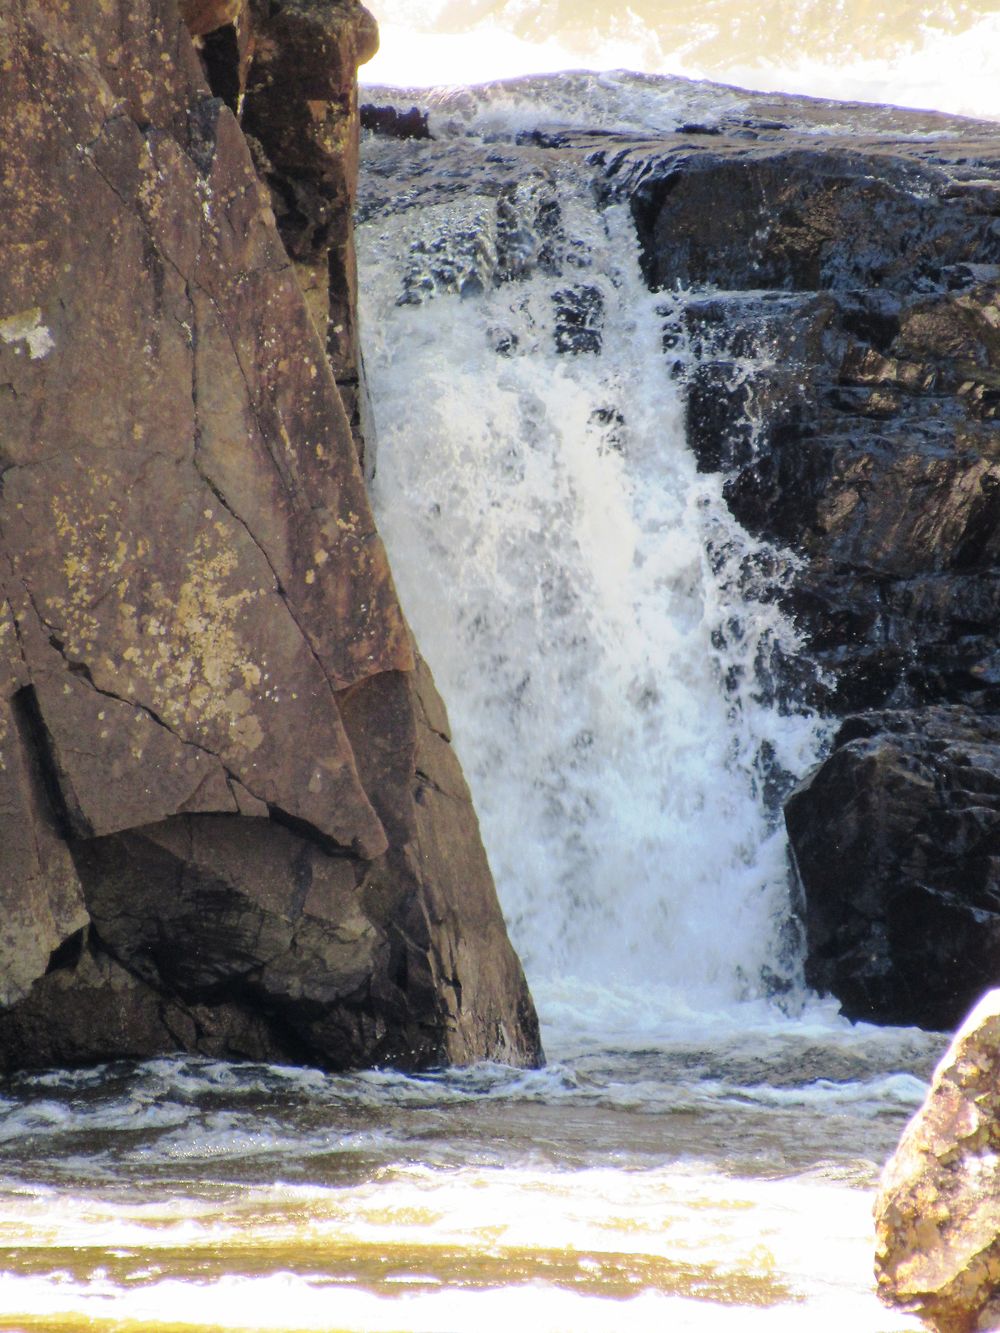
[361,103,431,140]
[612,109,1000,1026]
[785,708,1000,1031]
[552,283,604,354]
[0,0,540,1072]
[617,122,1000,719]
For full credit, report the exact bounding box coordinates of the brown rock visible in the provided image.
[242,0,378,456]
[876,990,1000,1332]
[178,0,242,37]
[0,0,541,1072]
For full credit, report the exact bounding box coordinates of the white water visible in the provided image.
[0,1038,941,1330]
[359,98,829,1023]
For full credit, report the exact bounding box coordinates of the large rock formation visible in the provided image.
[608,102,1000,1028]
[0,0,541,1071]
[876,989,1000,1331]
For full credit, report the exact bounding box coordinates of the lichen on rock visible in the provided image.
[0,0,541,1072]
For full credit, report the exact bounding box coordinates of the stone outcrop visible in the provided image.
[785,708,1000,1030]
[0,0,541,1071]
[876,989,1000,1331]
[605,102,1000,1028]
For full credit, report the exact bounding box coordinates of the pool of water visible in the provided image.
[0,989,944,1331]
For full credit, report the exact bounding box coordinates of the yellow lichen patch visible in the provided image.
[46,484,271,759]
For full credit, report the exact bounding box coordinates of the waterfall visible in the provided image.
[357,93,827,1017]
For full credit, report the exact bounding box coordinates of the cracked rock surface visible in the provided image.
[0,0,541,1071]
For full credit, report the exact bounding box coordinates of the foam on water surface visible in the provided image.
[0,1157,929,1331]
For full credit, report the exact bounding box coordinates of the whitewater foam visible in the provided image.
[362,2,1000,123]
[359,125,824,1008]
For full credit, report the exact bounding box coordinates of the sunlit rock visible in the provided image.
[876,989,1000,1332]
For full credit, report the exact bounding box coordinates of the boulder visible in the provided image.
[876,989,1000,1332]
[0,0,541,1071]
[785,708,1000,1031]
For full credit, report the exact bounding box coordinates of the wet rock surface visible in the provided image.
[0,0,540,1072]
[785,708,1000,1030]
[614,104,1000,1029]
[876,989,1000,1331]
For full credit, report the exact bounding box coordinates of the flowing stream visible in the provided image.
[0,52,966,1333]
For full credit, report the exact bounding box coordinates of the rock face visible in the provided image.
[785,709,1000,1030]
[876,989,1000,1331]
[607,101,1000,1027]
[0,0,541,1071]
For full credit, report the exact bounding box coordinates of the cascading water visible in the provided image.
[357,84,825,1019]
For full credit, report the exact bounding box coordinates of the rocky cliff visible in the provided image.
[0,0,541,1071]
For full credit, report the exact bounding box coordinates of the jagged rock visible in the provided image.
[241,0,379,457]
[621,127,1000,718]
[0,0,540,1071]
[785,707,1000,1031]
[875,989,1000,1331]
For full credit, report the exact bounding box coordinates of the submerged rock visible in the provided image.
[876,989,1000,1332]
[0,0,540,1071]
